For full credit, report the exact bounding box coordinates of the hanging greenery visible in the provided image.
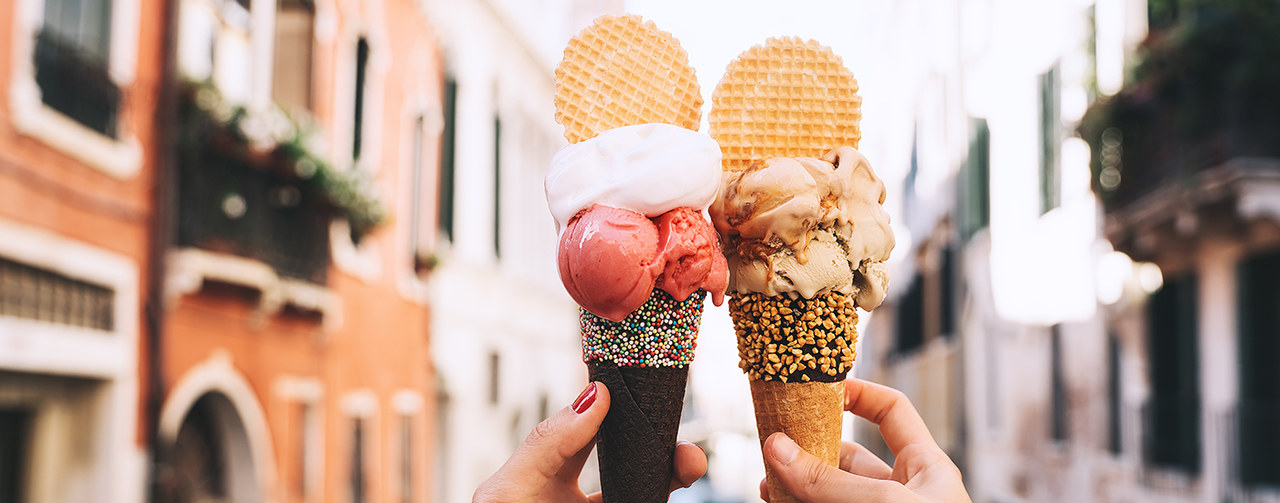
[178,79,389,240]
[1079,0,1280,210]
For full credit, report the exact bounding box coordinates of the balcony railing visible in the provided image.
[1080,4,1280,215]
[177,142,332,284]
[1141,399,1202,477]
[1237,401,1280,493]
[33,30,120,138]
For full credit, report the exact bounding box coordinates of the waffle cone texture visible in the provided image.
[709,37,862,172]
[554,14,702,143]
[751,380,844,503]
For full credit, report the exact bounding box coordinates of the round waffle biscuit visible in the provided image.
[554,15,702,144]
[709,38,862,171]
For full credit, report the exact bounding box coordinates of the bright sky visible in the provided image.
[623,0,883,123]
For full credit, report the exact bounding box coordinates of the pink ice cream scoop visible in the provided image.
[558,204,728,322]
[653,207,728,307]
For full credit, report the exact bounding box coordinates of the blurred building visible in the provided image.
[0,0,162,499]
[152,0,439,501]
[0,0,171,496]
[414,0,621,500]
[859,0,1280,502]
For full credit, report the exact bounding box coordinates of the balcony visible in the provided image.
[165,82,389,330]
[176,143,333,284]
[1079,4,1280,260]
[174,81,387,286]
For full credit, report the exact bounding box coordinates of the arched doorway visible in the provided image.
[159,392,261,503]
[156,353,277,503]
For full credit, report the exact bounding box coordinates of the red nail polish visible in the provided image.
[572,382,597,414]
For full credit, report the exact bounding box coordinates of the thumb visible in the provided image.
[485,383,610,494]
[763,433,904,503]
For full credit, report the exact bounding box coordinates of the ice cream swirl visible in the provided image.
[710,147,894,309]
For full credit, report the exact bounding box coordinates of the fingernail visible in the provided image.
[770,433,800,465]
[685,440,706,456]
[572,382,597,414]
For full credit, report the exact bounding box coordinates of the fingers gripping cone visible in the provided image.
[711,38,866,503]
[554,15,704,503]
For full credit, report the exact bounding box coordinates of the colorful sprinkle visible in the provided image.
[581,289,706,368]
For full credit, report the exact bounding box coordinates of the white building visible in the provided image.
[859,0,1280,502]
[419,0,622,500]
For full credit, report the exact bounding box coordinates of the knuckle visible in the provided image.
[527,417,558,444]
[872,389,910,424]
[801,459,830,491]
[889,389,911,408]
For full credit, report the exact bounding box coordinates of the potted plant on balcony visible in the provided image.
[1079,0,1280,212]
[177,80,389,283]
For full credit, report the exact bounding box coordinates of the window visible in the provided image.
[1107,333,1122,455]
[1086,4,1099,99]
[410,115,428,270]
[493,115,502,257]
[349,418,367,503]
[36,0,120,137]
[399,415,413,503]
[1039,64,1061,215]
[0,256,115,331]
[272,0,315,114]
[961,118,990,239]
[176,0,251,101]
[290,402,306,499]
[537,394,549,422]
[438,76,458,242]
[1146,271,1200,474]
[940,246,956,338]
[288,400,320,501]
[352,37,370,161]
[1237,249,1280,488]
[894,274,924,355]
[902,129,919,222]
[0,409,34,503]
[488,351,501,404]
[433,389,449,503]
[1050,325,1068,442]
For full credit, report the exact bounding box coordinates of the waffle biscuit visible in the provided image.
[554,14,702,144]
[709,37,862,172]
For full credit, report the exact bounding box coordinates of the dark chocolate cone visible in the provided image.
[588,361,689,503]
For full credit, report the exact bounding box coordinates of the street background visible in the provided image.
[0,0,1277,502]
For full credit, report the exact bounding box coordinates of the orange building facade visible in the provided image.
[0,0,164,499]
[154,0,442,502]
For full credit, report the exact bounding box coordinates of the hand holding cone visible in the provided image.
[708,37,893,503]
[549,14,725,503]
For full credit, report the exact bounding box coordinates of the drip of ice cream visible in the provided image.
[547,123,728,321]
[545,123,722,231]
[710,146,894,309]
[558,205,728,321]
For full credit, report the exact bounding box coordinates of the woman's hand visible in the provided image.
[760,378,971,502]
[474,382,707,502]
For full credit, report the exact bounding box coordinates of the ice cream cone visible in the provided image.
[751,379,844,502]
[729,291,856,503]
[552,15,718,503]
[709,38,892,503]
